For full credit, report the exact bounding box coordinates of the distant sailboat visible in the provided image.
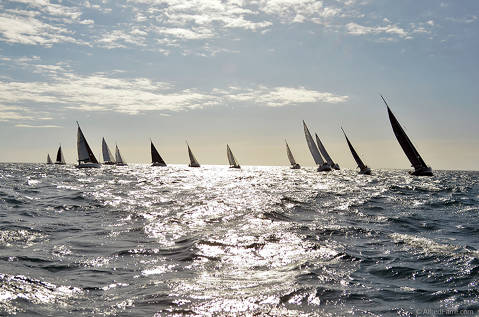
[381,95,433,176]
[102,138,115,165]
[285,140,300,169]
[341,127,371,175]
[151,140,167,167]
[302,121,331,172]
[315,134,340,170]
[76,122,101,168]
[227,144,240,168]
[46,154,53,164]
[115,144,127,166]
[186,142,200,167]
[55,145,66,165]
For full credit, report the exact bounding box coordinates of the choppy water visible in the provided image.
[0,163,478,316]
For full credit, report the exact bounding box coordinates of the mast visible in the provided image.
[77,122,98,164]
[381,95,428,170]
[341,127,366,170]
[302,121,325,165]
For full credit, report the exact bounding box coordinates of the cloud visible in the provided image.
[15,124,62,128]
[346,22,410,39]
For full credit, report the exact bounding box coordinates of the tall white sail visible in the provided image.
[187,142,200,167]
[303,121,325,165]
[285,141,297,165]
[76,122,100,167]
[102,138,115,163]
[47,154,53,164]
[115,145,125,165]
[315,134,334,166]
[227,144,239,167]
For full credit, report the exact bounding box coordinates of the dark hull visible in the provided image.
[189,163,200,167]
[290,164,300,169]
[230,165,241,169]
[317,164,332,172]
[410,167,433,176]
[152,162,167,167]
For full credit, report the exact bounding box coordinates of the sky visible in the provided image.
[0,0,478,170]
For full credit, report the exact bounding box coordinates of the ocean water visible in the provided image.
[0,163,478,316]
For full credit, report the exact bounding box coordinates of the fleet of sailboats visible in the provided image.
[42,104,434,175]
[186,142,200,167]
[341,127,371,175]
[381,95,433,176]
[227,144,240,169]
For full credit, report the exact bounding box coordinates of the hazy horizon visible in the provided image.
[1,0,478,171]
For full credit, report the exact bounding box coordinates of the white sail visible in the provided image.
[47,154,52,164]
[303,121,325,165]
[315,134,334,166]
[227,144,239,167]
[102,138,115,163]
[187,143,200,167]
[77,127,91,162]
[60,149,65,164]
[285,141,297,165]
[115,145,125,164]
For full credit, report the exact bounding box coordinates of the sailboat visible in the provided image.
[285,140,300,169]
[227,144,240,168]
[151,140,167,167]
[115,144,127,166]
[76,122,101,168]
[102,138,115,165]
[341,127,371,175]
[302,121,331,172]
[186,142,200,167]
[381,95,433,176]
[315,134,340,170]
[46,154,53,164]
[54,145,66,165]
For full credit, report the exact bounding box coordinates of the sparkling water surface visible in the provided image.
[0,163,478,316]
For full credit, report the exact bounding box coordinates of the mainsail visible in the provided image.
[315,134,335,166]
[77,123,99,164]
[341,127,367,170]
[47,154,53,164]
[55,146,65,164]
[115,145,126,165]
[302,121,325,165]
[187,143,200,167]
[285,140,297,165]
[151,141,166,166]
[381,95,429,171]
[227,144,239,167]
[102,138,115,163]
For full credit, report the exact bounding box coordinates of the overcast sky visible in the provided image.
[0,0,478,170]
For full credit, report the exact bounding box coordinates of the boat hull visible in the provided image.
[54,162,66,165]
[229,165,241,169]
[103,161,116,165]
[359,167,371,175]
[410,166,433,176]
[151,162,167,167]
[76,162,101,168]
[116,163,128,166]
[290,164,300,169]
[317,164,332,172]
[189,164,200,167]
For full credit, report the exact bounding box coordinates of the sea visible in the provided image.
[0,163,478,316]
